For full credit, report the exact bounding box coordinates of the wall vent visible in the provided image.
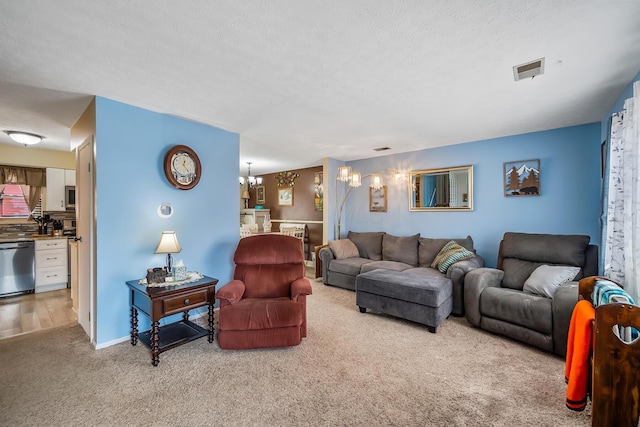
[513,57,545,81]
[373,147,391,152]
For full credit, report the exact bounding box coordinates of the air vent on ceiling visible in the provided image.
[373,147,391,152]
[513,57,545,81]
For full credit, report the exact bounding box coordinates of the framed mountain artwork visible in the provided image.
[504,159,540,197]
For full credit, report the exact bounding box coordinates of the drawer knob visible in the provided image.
[184,298,190,305]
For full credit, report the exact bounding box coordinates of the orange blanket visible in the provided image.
[565,299,595,411]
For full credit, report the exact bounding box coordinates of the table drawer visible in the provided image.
[36,266,67,286]
[163,290,208,316]
[35,248,67,268]
[35,239,67,250]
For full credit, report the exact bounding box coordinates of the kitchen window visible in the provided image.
[0,184,41,219]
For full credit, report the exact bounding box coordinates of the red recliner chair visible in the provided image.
[215,234,313,350]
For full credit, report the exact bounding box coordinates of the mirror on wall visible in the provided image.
[409,165,473,211]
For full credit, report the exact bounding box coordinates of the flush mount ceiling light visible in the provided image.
[4,131,44,146]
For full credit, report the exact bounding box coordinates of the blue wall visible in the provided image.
[94,97,239,346]
[334,123,602,267]
[601,71,640,142]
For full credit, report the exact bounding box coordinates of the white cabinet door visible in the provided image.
[65,169,76,186]
[46,168,66,211]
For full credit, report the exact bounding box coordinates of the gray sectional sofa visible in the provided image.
[464,232,598,357]
[319,231,484,316]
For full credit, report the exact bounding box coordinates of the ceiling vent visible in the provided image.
[373,147,391,152]
[513,57,545,81]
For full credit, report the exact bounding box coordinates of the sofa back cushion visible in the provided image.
[347,231,385,260]
[418,235,474,267]
[382,233,419,266]
[498,232,590,290]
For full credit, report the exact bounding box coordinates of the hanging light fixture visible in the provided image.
[239,162,263,188]
[350,171,362,187]
[370,174,383,189]
[337,165,352,182]
[5,131,43,146]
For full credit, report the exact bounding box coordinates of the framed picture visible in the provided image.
[369,186,387,212]
[314,172,323,211]
[504,159,540,197]
[278,187,294,206]
[256,186,265,204]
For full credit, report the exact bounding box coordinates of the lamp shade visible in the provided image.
[241,190,250,199]
[155,231,182,254]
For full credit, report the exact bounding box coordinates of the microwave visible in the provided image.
[65,186,76,209]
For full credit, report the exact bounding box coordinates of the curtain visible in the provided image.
[0,166,46,186]
[0,166,46,219]
[603,81,640,301]
[20,185,41,217]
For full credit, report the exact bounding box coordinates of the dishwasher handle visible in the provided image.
[0,244,33,251]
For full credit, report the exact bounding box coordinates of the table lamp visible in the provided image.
[241,190,250,208]
[155,231,182,275]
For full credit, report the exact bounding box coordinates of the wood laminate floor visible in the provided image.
[0,289,76,340]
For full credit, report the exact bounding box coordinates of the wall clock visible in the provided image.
[163,145,201,190]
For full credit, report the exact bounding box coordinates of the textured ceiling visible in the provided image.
[1,1,639,175]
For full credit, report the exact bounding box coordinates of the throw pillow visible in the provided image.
[430,240,475,273]
[523,265,581,298]
[328,239,360,260]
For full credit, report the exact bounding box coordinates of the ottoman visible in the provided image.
[355,269,453,333]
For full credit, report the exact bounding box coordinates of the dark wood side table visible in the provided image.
[314,244,327,278]
[126,275,218,366]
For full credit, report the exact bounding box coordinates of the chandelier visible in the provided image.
[239,162,263,188]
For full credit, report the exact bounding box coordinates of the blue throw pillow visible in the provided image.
[431,240,475,273]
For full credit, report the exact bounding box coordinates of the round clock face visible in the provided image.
[163,145,201,190]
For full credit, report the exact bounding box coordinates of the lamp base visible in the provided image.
[166,253,173,276]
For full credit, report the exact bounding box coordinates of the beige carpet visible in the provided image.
[0,277,591,426]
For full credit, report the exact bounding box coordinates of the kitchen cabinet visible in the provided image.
[35,238,68,292]
[45,168,75,211]
[46,168,65,211]
[65,169,76,186]
[241,209,270,232]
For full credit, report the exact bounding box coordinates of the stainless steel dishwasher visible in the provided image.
[0,241,35,298]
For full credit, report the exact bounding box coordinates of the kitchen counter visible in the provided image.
[0,235,68,244]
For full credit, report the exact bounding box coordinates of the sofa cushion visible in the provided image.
[382,233,419,266]
[348,231,385,261]
[328,258,372,276]
[523,265,581,298]
[500,233,590,266]
[218,297,304,331]
[419,236,474,266]
[479,287,552,334]
[328,239,359,259]
[501,259,543,291]
[361,261,412,274]
[431,240,475,273]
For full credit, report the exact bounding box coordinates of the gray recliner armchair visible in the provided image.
[464,232,598,357]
